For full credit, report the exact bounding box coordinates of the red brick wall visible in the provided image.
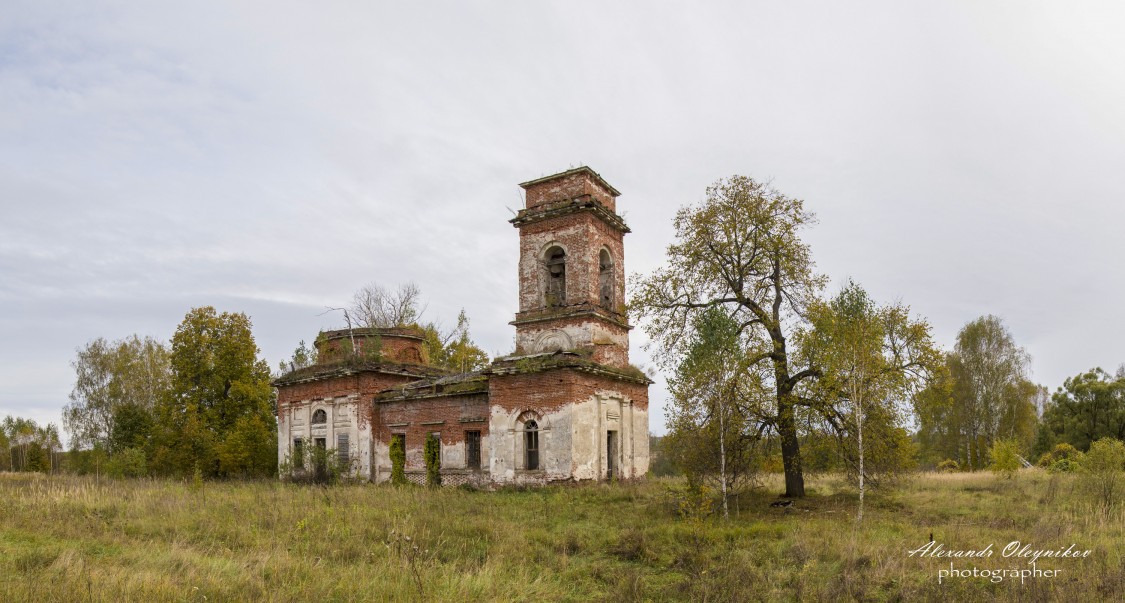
[317,333,427,365]
[489,368,649,416]
[374,393,490,470]
[523,170,618,213]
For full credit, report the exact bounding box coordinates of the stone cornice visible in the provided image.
[510,304,632,330]
[489,352,653,385]
[509,196,630,233]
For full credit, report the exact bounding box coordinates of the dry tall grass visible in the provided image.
[0,470,1121,601]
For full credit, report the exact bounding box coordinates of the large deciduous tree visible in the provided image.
[151,307,276,478]
[634,176,826,497]
[65,335,170,453]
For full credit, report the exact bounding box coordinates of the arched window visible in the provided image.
[544,246,566,308]
[525,420,539,470]
[598,249,614,309]
[311,409,327,424]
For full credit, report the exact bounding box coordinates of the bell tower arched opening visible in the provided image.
[544,246,566,308]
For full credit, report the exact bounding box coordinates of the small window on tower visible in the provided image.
[544,246,566,308]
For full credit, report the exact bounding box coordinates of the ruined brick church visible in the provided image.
[274,167,650,485]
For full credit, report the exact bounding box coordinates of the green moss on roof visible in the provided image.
[272,358,448,387]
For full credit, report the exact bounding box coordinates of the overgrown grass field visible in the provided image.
[1,471,1121,601]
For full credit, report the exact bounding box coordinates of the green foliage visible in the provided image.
[1040,368,1125,453]
[1039,443,1082,469]
[648,436,678,477]
[64,444,109,476]
[2,415,62,473]
[988,439,1021,479]
[800,281,936,492]
[150,307,276,478]
[0,429,9,472]
[937,459,959,473]
[632,175,825,498]
[421,310,490,373]
[109,403,153,453]
[662,481,716,521]
[280,445,349,485]
[65,335,170,453]
[278,339,318,374]
[106,447,148,478]
[914,316,1039,471]
[390,435,407,486]
[665,308,762,508]
[1080,437,1125,513]
[424,434,442,487]
[1050,458,1082,473]
[218,414,277,478]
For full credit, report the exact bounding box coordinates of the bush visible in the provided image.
[1080,437,1125,514]
[106,448,148,478]
[989,439,1021,479]
[280,445,349,485]
[424,434,441,488]
[390,436,407,486]
[937,459,959,473]
[1044,443,1085,473]
[1049,458,1081,473]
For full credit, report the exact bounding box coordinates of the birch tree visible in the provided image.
[666,307,763,518]
[800,281,939,522]
[65,335,170,452]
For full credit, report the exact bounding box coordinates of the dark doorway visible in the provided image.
[607,431,618,479]
[466,431,482,470]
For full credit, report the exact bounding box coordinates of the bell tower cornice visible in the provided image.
[509,196,631,233]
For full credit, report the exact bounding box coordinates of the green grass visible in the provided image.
[0,470,1122,601]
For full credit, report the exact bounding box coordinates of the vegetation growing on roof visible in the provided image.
[496,352,650,384]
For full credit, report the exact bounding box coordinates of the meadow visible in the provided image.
[0,470,1121,602]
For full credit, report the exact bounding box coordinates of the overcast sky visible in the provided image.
[2,2,1124,440]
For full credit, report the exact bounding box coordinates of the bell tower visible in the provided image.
[510,166,632,368]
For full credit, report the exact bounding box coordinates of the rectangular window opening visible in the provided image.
[526,430,539,471]
[607,431,618,478]
[337,433,350,467]
[466,431,481,470]
[293,438,304,464]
